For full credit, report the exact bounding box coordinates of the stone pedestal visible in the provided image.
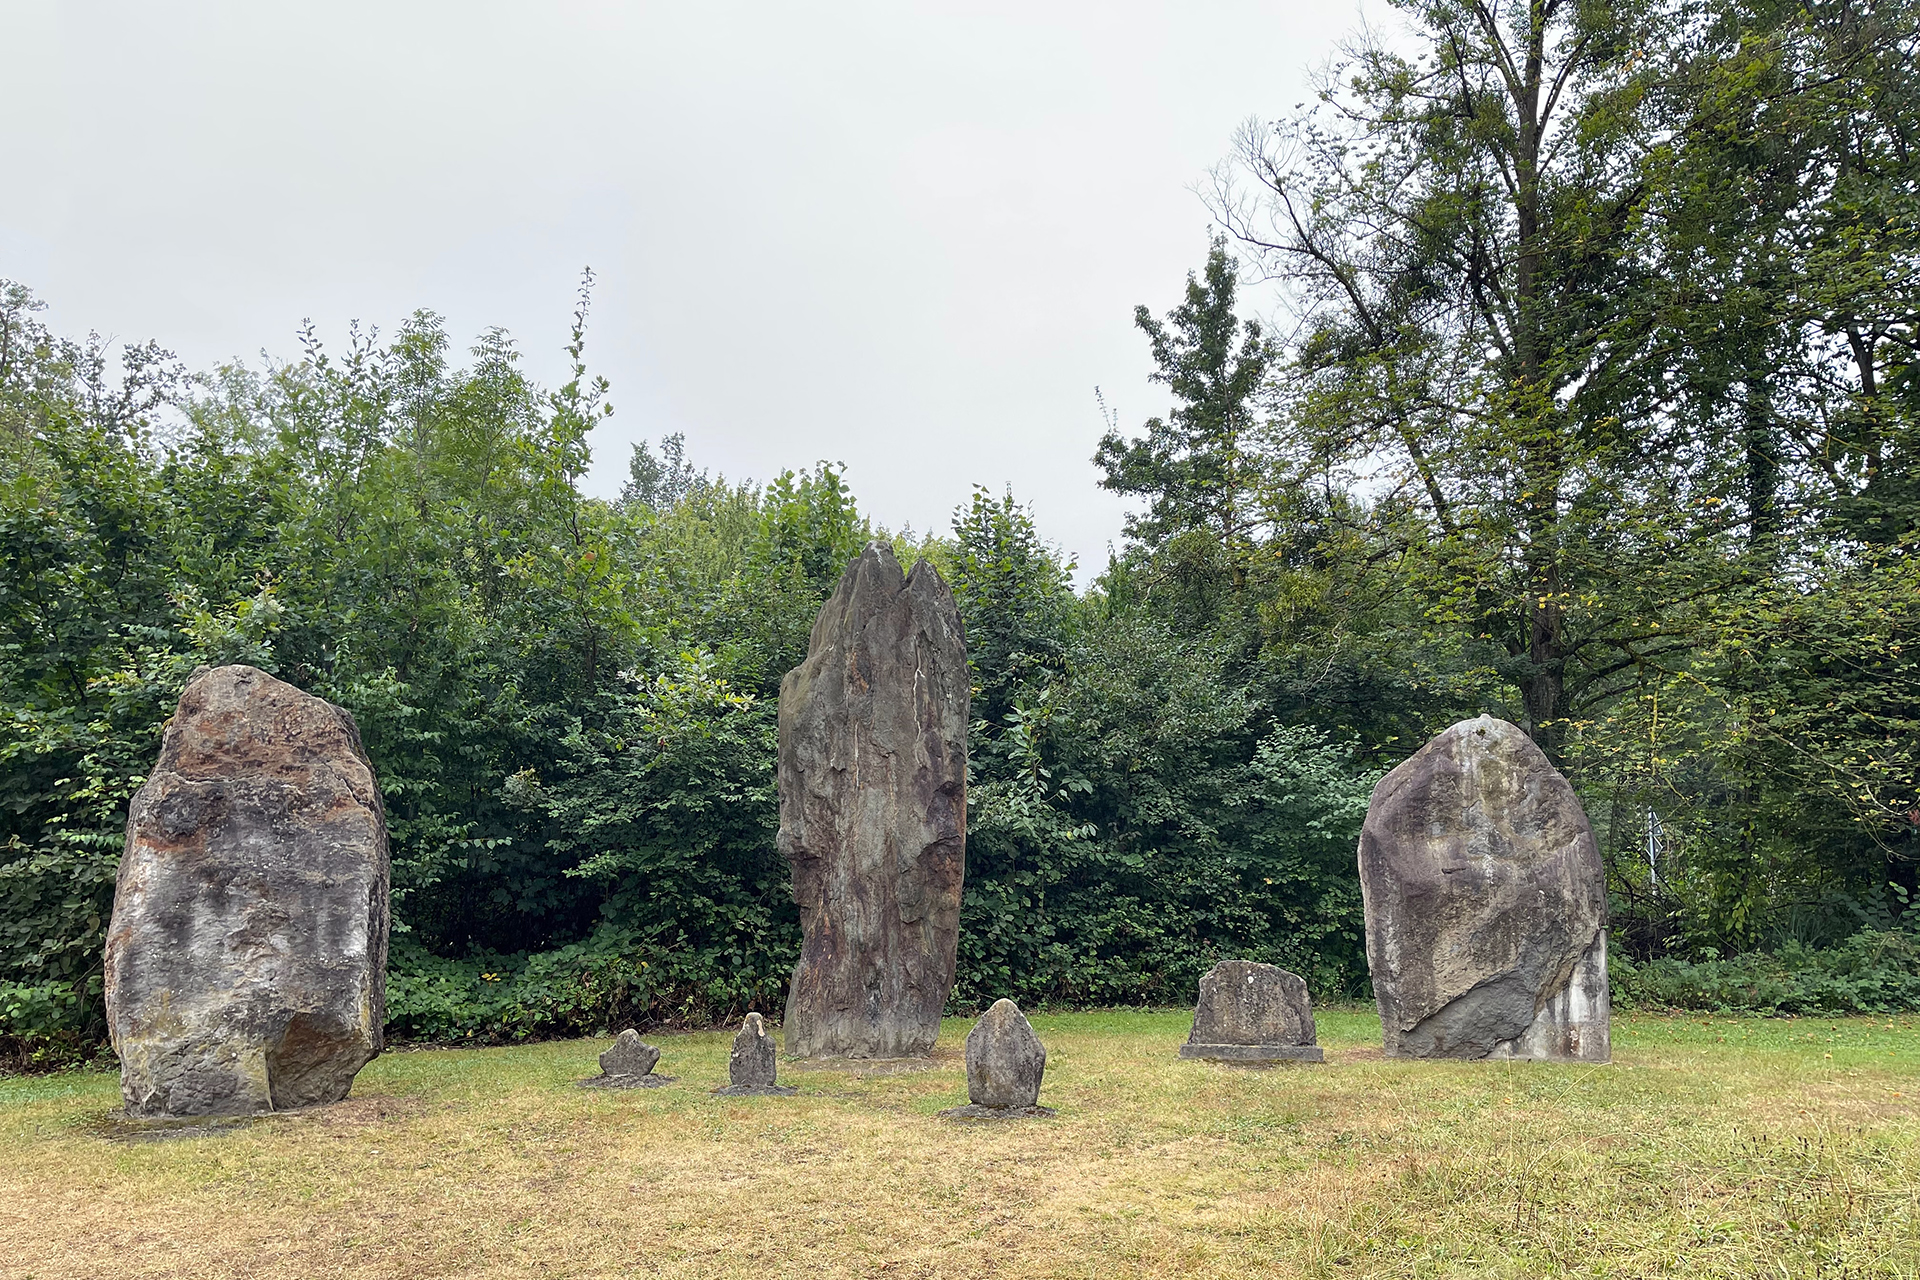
[105,665,390,1118]
[1179,960,1324,1063]
[779,543,969,1060]
[1359,715,1611,1063]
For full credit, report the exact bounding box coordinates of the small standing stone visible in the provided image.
[578,1029,672,1089]
[1179,960,1324,1063]
[601,1029,661,1078]
[712,1013,796,1096]
[940,999,1053,1119]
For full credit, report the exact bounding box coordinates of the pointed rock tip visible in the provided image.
[853,540,903,577]
[836,541,907,595]
[905,555,954,597]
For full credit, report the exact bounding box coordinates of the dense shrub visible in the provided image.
[383,927,793,1044]
[1610,930,1920,1015]
[0,979,102,1070]
[7,232,1913,1074]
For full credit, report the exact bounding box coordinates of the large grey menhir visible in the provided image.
[1358,715,1611,1063]
[778,542,969,1059]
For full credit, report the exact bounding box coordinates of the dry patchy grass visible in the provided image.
[1,1009,1917,1278]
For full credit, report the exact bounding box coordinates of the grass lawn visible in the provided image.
[1,1008,1916,1278]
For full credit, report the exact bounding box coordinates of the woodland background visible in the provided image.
[2,0,1917,1063]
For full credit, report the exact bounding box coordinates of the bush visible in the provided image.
[1610,929,1920,1015]
[0,980,103,1070]
[383,927,793,1045]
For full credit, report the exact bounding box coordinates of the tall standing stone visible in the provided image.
[779,542,968,1060]
[105,665,391,1117]
[1179,960,1324,1063]
[1359,715,1610,1062]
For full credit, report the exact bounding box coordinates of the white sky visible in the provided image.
[5,1,1368,577]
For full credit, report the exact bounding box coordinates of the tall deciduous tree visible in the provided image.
[1644,0,1919,548]
[950,486,1076,730]
[1215,0,1698,759]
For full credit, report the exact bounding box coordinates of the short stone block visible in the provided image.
[1181,960,1322,1067]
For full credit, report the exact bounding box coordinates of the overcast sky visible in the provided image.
[6,1,1369,575]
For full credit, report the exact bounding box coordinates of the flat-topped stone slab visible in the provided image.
[579,1072,675,1089]
[939,1103,1056,1120]
[1181,960,1323,1065]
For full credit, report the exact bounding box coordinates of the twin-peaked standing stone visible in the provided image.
[580,1029,671,1088]
[1179,961,1324,1063]
[1359,715,1611,1062]
[601,1029,661,1078]
[779,542,969,1060]
[105,665,390,1118]
[713,1012,796,1096]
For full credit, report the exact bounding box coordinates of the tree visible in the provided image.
[1552,0,1920,949]
[1211,0,1920,943]
[1640,0,1920,549]
[1094,239,1273,593]
[949,486,1076,730]
[1214,0,1707,760]
[620,433,707,512]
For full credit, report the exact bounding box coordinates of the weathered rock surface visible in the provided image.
[600,1029,661,1078]
[779,542,968,1060]
[579,1029,672,1088]
[1359,715,1610,1062]
[1179,960,1324,1063]
[713,1012,795,1096]
[105,665,390,1117]
[729,1013,777,1086]
[964,998,1046,1108]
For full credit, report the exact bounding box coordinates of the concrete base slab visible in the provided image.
[784,1056,940,1075]
[938,1104,1056,1120]
[577,1073,675,1089]
[1180,1043,1325,1063]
